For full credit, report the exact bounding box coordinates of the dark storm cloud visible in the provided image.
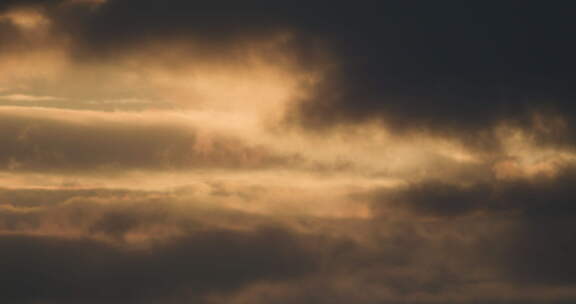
[371,166,576,285]
[0,0,329,68]
[0,184,493,303]
[285,2,576,145]
[382,181,491,217]
[2,1,576,302]
[0,208,494,304]
[0,228,317,304]
[5,0,576,146]
[0,0,60,7]
[0,184,575,303]
[375,166,576,218]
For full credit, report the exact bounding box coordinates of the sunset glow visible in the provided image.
[1,1,576,303]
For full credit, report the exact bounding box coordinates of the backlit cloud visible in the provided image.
[1,1,576,303]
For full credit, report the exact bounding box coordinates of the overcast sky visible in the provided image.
[1,1,576,303]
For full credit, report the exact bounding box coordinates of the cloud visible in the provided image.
[370,165,576,286]
[0,228,317,304]
[0,175,575,303]
[1,1,576,303]
[0,93,64,101]
[0,107,305,172]
[62,0,107,7]
[0,186,484,303]
[373,165,576,219]
[0,5,50,30]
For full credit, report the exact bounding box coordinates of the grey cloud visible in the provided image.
[0,184,575,303]
[0,108,300,173]
[2,1,576,302]
[371,166,576,286]
[3,0,576,150]
[0,227,317,304]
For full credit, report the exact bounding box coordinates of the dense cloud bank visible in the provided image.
[0,229,317,304]
[373,166,576,286]
[0,178,574,303]
[2,1,576,303]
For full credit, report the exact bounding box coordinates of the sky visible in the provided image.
[1,1,576,303]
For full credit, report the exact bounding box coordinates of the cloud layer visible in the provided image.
[1,1,576,303]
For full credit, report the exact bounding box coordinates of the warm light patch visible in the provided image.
[0,7,50,30]
[494,123,576,179]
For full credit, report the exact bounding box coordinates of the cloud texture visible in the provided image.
[1,1,576,303]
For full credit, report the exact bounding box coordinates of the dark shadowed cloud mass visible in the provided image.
[1,1,576,303]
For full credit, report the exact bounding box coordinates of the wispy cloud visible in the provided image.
[0,94,65,102]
